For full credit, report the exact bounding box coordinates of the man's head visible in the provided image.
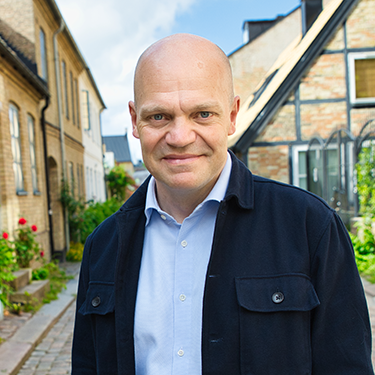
[129,33,240,202]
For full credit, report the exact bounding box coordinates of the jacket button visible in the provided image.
[92,296,101,307]
[272,292,284,304]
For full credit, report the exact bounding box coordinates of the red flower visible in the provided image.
[2,232,8,239]
[31,225,37,232]
[18,217,27,225]
[40,251,45,258]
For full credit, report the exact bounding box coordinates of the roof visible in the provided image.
[228,0,358,152]
[103,134,132,164]
[228,6,300,57]
[0,24,49,96]
[45,0,106,109]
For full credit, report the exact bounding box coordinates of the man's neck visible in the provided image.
[155,179,218,224]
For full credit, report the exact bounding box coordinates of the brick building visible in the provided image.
[229,0,375,222]
[0,0,105,260]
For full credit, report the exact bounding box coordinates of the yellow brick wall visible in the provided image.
[346,0,375,49]
[300,102,347,140]
[0,61,50,258]
[299,54,346,100]
[248,145,289,183]
[257,104,296,143]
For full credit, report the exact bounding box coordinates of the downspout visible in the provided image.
[41,96,55,258]
[53,19,70,260]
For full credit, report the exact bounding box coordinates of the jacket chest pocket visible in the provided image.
[235,274,320,375]
[79,281,115,316]
[78,282,118,374]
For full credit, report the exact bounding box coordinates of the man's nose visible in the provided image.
[165,117,196,148]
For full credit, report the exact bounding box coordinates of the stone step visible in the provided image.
[10,279,50,306]
[9,269,32,291]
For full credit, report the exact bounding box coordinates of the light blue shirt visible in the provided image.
[134,153,232,375]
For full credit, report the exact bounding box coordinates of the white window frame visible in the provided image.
[292,144,308,188]
[27,114,39,193]
[9,104,25,193]
[348,51,375,105]
[39,28,48,81]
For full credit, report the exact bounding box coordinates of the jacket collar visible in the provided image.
[119,150,254,212]
[225,150,254,210]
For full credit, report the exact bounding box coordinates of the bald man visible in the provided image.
[72,34,373,374]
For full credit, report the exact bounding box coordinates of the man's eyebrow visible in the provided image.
[139,105,167,116]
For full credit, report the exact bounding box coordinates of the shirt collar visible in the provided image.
[144,152,232,225]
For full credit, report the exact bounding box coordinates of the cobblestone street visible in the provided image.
[11,289,375,374]
[16,302,75,375]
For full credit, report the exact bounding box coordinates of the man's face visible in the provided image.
[129,49,239,198]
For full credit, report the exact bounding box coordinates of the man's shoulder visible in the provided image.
[251,174,336,230]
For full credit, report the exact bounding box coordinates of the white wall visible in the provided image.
[79,73,106,202]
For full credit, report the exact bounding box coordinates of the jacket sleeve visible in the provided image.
[310,212,374,374]
[71,234,97,374]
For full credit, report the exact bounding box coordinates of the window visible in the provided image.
[69,162,74,196]
[77,164,81,196]
[27,115,39,193]
[81,90,90,130]
[86,166,90,199]
[292,145,308,189]
[39,28,48,81]
[70,72,75,125]
[348,52,375,105]
[75,79,80,128]
[62,60,69,119]
[9,104,25,193]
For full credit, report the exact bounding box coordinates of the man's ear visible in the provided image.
[129,101,139,139]
[228,95,240,136]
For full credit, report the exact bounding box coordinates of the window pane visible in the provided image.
[70,71,75,125]
[28,115,38,192]
[355,58,375,99]
[39,28,48,81]
[62,61,69,119]
[9,105,24,192]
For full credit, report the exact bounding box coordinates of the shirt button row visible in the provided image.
[179,294,186,302]
[181,240,187,248]
[177,349,184,357]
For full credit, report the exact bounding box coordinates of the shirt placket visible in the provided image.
[172,218,194,374]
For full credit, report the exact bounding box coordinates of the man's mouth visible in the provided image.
[162,154,201,165]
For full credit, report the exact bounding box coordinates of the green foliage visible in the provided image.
[351,219,375,282]
[13,219,41,268]
[0,236,15,307]
[106,166,135,202]
[356,143,375,217]
[66,242,84,262]
[61,178,122,244]
[42,262,72,303]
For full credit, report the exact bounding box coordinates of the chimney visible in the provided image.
[301,0,323,35]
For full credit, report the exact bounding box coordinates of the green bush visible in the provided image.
[350,219,375,282]
[66,242,84,262]
[0,234,15,307]
[61,178,122,244]
[356,143,375,217]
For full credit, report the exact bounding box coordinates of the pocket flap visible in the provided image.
[79,282,115,316]
[235,274,320,312]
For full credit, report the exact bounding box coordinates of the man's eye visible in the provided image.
[199,112,211,118]
[152,114,164,120]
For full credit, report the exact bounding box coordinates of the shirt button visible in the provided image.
[272,292,285,304]
[160,214,166,220]
[179,294,186,302]
[181,240,187,248]
[177,349,184,357]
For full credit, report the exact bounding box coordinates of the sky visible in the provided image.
[54,0,300,162]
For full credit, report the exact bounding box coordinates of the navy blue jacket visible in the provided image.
[72,153,373,374]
